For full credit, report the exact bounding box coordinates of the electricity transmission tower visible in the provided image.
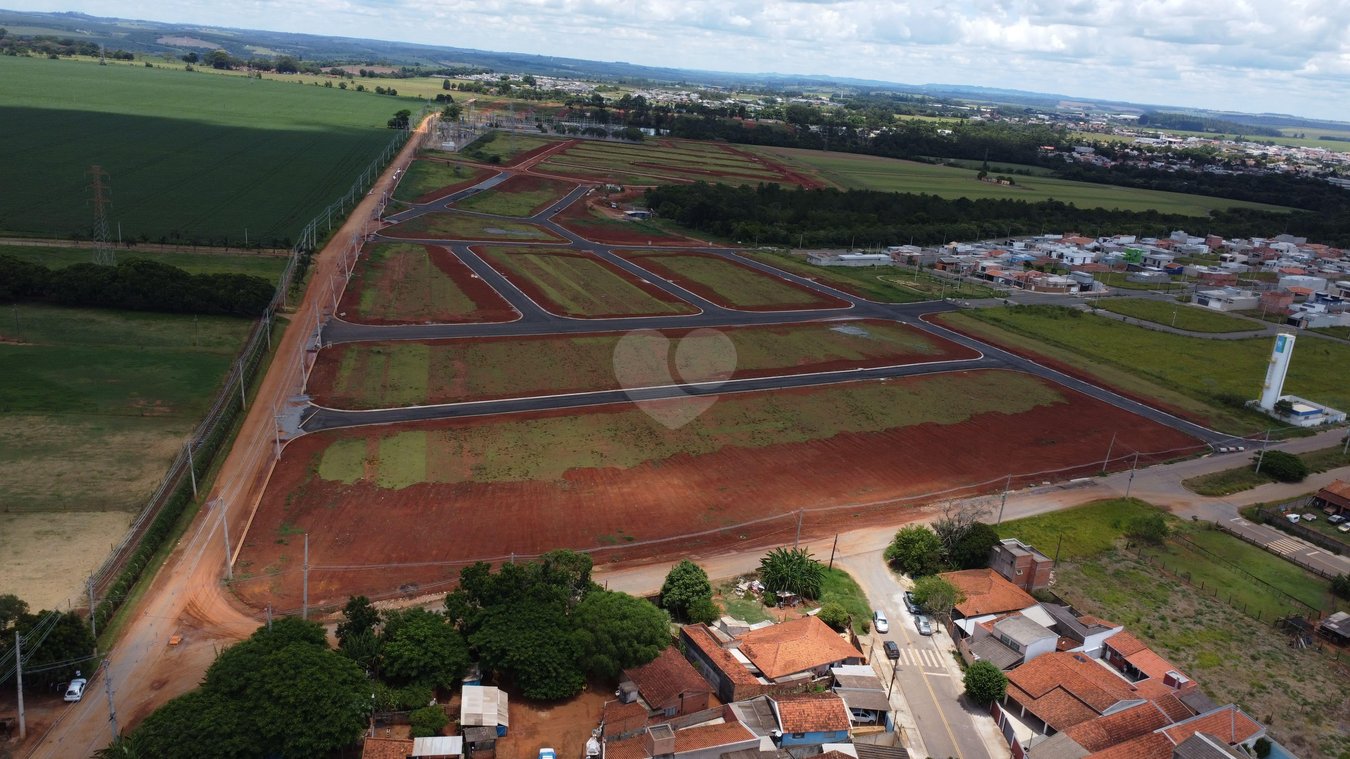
[88,165,116,266]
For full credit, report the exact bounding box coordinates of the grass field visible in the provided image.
[630,252,846,309]
[537,138,800,185]
[819,568,874,634]
[392,160,493,203]
[477,246,697,317]
[316,370,1067,487]
[460,131,562,163]
[0,55,407,242]
[311,319,967,408]
[455,175,577,217]
[1096,271,1188,292]
[1095,297,1261,333]
[741,251,1001,302]
[383,212,564,242]
[0,304,253,512]
[0,244,289,279]
[343,242,506,324]
[1183,445,1350,496]
[756,146,1291,215]
[948,305,1350,434]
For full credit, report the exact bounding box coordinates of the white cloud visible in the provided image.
[22,0,1350,119]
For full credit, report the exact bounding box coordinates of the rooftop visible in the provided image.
[1061,701,1173,752]
[739,616,862,680]
[674,721,757,753]
[362,737,415,759]
[624,647,712,709]
[969,636,1022,670]
[995,614,1058,647]
[940,569,1038,617]
[773,692,851,733]
[682,624,761,686]
[1006,652,1141,731]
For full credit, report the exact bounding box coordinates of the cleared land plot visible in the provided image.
[382,212,565,242]
[1095,298,1261,332]
[756,146,1292,215]
[460,131,563,164]
[0,511,136,611]
[939,306,1350,435]
[476,246,698,318]
[742,251,1000,302]
[392,159,496,203]
[536,138,819,187]
[628,252,851,310]
[454,174,577,217]
[552,195,703,245]
[339,243,516,324]
[0,55,400,242]
[307,319,980,408]
[0,244,288,279]
[236,370,1200,608]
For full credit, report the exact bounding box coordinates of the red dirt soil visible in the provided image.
[929,313,1210,428]
[552,194,706,246]
[233,371,1202,610]
[306,319,981,408]
[338,244,517,325]
[472,246,699,318]
[628,252,853,311]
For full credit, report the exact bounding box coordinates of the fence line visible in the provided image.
[1214,519,1341,580]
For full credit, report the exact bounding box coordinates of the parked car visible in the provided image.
[903,591,920,614]
[64,675,87,703]
[1339,523,1350,534]
[872,610,889,633]
[1302,513,1317,522]
[849,708,878,724]
[1329,514,1346,524]
[1287,513,1301,523]
[883,640,901,660]
[538,749,557,759]
[914,614,934,636]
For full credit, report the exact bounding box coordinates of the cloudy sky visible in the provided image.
[27,0,1350,121]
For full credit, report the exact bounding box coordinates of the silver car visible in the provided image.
[873,610,889,633]
[914,614,934,636]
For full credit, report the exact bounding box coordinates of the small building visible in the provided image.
[460,685,509,739]
[624,209,653,220]
[1318,611,1350,646]
[966,614,1058,670]
[1194,288,1259,312]
[738,615,864,683]
[830,664,892,731]
[680,623,766,703]
[770,692,852,747]
[1311,479,1350,517]
[939,569,1039,629]
[622,647,714,718]
[989,538,1053,592]
[604,719,760,759]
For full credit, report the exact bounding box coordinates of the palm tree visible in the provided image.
[758,548,825,600]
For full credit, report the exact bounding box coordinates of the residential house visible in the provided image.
[362,737,415,759]
[1193,288,1259,312]
[1318,611,1350,646]
[830,664,892,730]
[1101,631,1197,697]
[738,615,864,683]
[989,539,1053,592]
[965,613,1059,670]
[1313,480,1350,517]
[680,623,766,703]
[940,569,1039,631]
[605,720,760,759]
[1042,604,1123,659]
[1026,704,1262,759]
[770,692,852,747]
[622,647,715,719]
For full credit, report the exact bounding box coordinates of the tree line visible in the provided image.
[0,256,274,317]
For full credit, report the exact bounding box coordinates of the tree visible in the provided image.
[470,599,584,700]
[336,595,380,649]
[1,610,95,687]
[572,591,669,679]
[1124,513,1170,546]
[817,602,849,631]
[1259,450,1308,483]
[387,109,412,129]
[950,522,1001,569]
[911,575,965,626]
[274,55,299,74]
[441,77,452,90]
[660,560,713,622]
[686,596,720,625]
[759,547,825,599]
[963,660,1007,704]
[884,526,945,576]
[932,501,993,559]
[180,52,198,64]
[0,594,28,631]
[380,608,469,689]
[1331,574,1350,600]
[409,705,449,738]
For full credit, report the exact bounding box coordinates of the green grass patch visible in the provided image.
[0,55,405,242]
[479,247,695,317]
[393,160,492,202]
[461,131,560,163]
[383,212,563,242]
[1095,298,1260,333]
[375,431,427,489]
[1183,445,1350,496]
[819,568,873,634]
[740,251,1000,302]
[1095,272,1187,292]
[0,244,289,279]
[997,498,1164,560]
[633,253,837,309]
[1311,325,1350,340]
[455,176,575,217]
[348,243,487,323]
[317,438,366,484]
[719,591,773,624]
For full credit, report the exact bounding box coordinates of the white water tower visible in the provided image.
[1259,333,1296,410]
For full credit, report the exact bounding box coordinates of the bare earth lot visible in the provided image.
[339,243,516,324]
[475,246,699,318]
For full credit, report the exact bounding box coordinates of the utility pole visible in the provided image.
[887,658,899,699]
[828,534,839,570]
[217,498,233,581]
[997,473,1013,524]
[87,577,98,646]
[87,165,116,266]
[1254,429,1272,475]
[265,605,273,632]
[1124,451,1140,498]
[186,441,198,498]
[302,533,310,620]
[1342,432,1349,457]
[15,631,25,740]
[793,510,803,550]
[1102,432,1117,473]
[103,659,119,745]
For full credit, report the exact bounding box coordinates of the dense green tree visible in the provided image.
[572,591,669,679]
[950,522,1002,569]
[759,547,825,599]
[686,596,720,625]
[0,594,27,631]
[884,526,945,576]
[0,609,95,687]
[409,705,449,738]
[1258,451,1308,483]
[660,560,713,622]
[380,608,470,689]
[336,595,381,649]
[911,575,965,625]
[1331,574,1350,600]
[471,599,584,700]
[963,660,1008,704]
[817,602,849,631]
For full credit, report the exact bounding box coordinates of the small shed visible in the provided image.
[412,736,464,757]
[460,685,509,737]
[1319,611,1350,646]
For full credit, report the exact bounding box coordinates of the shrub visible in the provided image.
[408,705,448,738]
[817,603,849,631]
[1332,574,1350,601]
[1258,450,1308,483]
[963,660,1007,705]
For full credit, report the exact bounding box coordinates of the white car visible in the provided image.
[1286,513,1301,523]
[873,610,889,634]
[1339,523,1350,533]
[1301,513,1317,522]
[64,676,87,703]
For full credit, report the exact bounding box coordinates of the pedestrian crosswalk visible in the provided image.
[894,646,947,669]
[1268,538,1303,556]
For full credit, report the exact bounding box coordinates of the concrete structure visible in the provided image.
[989,539,1053,592]
[1258,333,1295,410]
[1194,288,1259,312]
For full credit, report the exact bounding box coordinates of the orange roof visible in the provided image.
[739,616,862,679]
[673,721,756,752]
[1321,479,1350,501]
[362,737,414,759]
[1126,649,1191,689]
[1287,286,1315,296]
[682,624,760,685]
[940,569,1038,617]
[1160,705,1263,745]
[604,698,648,724]
[1104,631,1148,656]
[773,692,850,733]
[1085,732,1174,759]
[604,735,649,759]
[1063,701,1173,752]
[1006,652,1140,730]
[624,647,712,709]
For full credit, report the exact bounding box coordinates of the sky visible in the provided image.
[20,0,1350,121]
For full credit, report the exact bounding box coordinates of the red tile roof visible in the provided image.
[1063,702,1173,752]
[1006,652,1139,731]
[1103,631,1147,656]
[1321,479,1350,501]
[362,737,414,759]
[739,616,862,679]
[673,721,756,752]
[773,692,851,733]
[603,699,649,730]
[682,624,760,685]
[1160,706,1263,745]
[604,735,649,759]
[940,569,1038,617]
[1085,732,1174,759]
[624,647,712,710]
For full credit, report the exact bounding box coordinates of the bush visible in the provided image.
[1124,513,1170,546]
[1258,450,1308,483]
[1332,574,1350,601]
[817,603,849,631]
[963,660,1007,704]
[884,526,944,576]
[408,705,448,738]
[1253,737,1272,759]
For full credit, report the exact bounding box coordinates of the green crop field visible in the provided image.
[538,138,790,185]
[631,253,841,309]
[382,212,564,242]
[0,244,289,279]
[0,304,254,513]
[1095,298,1261,333]
[478,247,696,317]
[313,319,955,407]
[756,147,1291,215]
[948,306,1350,435]
[741,251,1001,302]
[455,176,576,217]
[392,160,493,203]
[0,56,409,243]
